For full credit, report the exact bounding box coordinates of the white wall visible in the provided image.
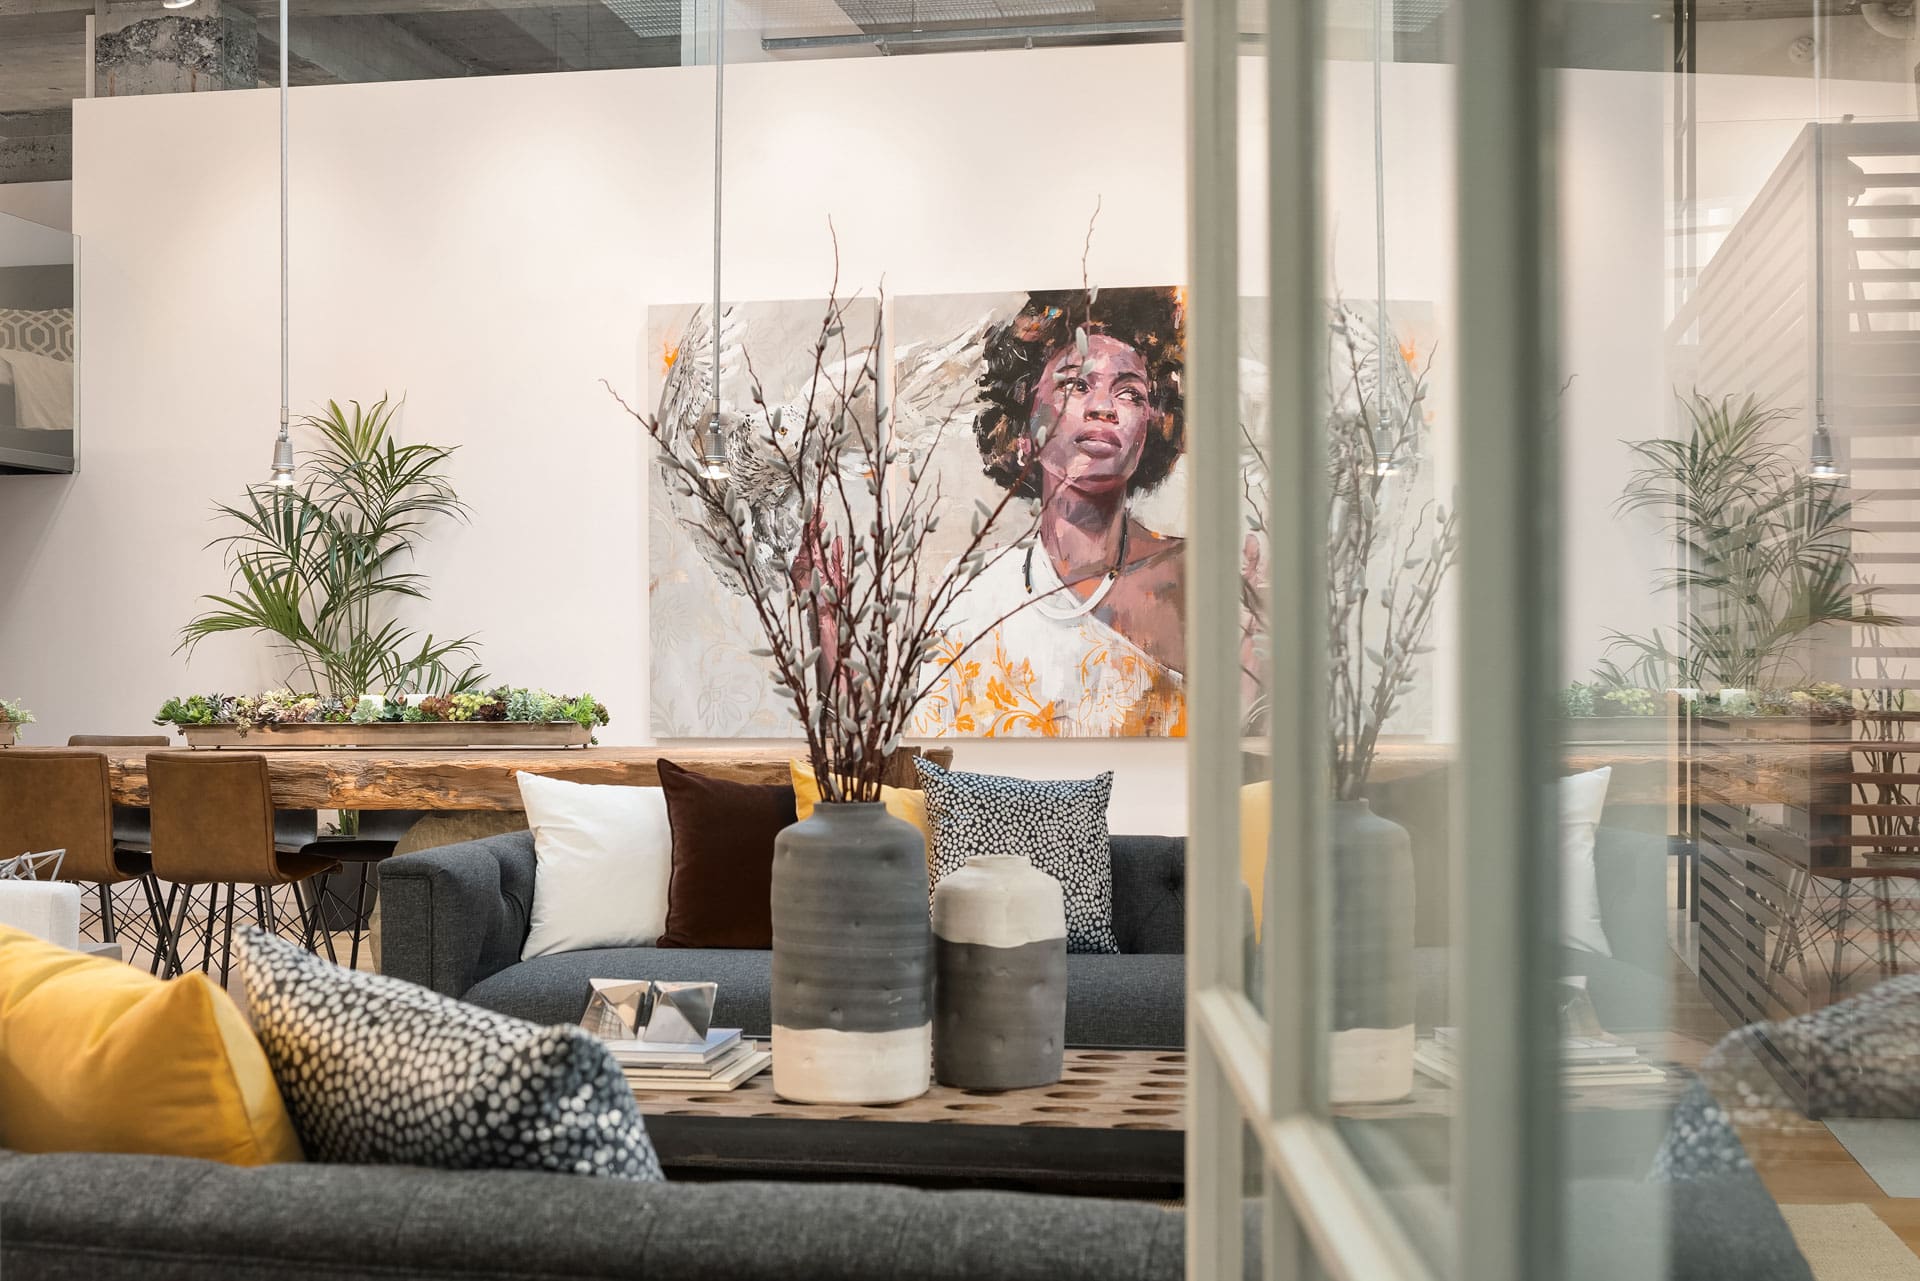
[0,181,74,233]
[0,49,1823,834]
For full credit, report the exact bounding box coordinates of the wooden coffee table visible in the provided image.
[633,1036,1695,1195]
[632,1046,1187,1196]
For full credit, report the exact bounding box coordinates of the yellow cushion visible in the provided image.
[0,926,303,1164]
[789,759,930,840]
[1241,780,1270,936]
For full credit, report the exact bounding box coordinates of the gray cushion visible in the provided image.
[0,1150,1188,1281]
[462,946,1189,1049]
[1066,953,1185,1047]
[465,946,777,1031]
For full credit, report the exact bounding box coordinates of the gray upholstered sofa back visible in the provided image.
[380,830,1192,999]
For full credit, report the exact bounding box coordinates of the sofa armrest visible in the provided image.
[377,831,537,998]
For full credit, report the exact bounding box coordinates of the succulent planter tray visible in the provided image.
[176,721,592,749]
[1561,716,1676,744]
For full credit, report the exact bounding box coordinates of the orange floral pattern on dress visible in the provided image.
[915,623,1184,739]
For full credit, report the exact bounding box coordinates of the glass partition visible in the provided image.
[0,211,78,475]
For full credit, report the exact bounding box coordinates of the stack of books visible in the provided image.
[1414,1028,1666,1087]
[605,1029,771,1092]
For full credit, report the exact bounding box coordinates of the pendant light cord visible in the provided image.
[1373,0,1387,452]
[278,0,289,441]
[710,0,724,432]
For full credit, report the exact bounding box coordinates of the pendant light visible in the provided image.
[267,0,294,488]
[1810,416,1845,482]
[698,0,730,483]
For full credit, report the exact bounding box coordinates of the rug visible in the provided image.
[1826,1120,1920,1198]
[1779,1203,1920,1281]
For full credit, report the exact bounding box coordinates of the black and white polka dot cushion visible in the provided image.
[235,927,662,1181]
[914,758,1119,955]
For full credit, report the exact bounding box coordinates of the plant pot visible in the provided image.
[0,723,16,747]
[174,721,591,749]
[1331,799,1415,1104]
[932,855,1067,1090]
[1561,716,1671,744]
[771,801,932,1104]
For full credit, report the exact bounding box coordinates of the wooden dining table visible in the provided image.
[12,744,929,811]
[84,746,811,810]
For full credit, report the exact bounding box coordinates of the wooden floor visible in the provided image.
[1666,868,1920,1263]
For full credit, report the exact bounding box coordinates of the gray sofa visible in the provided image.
[380,831,1205,1046]
[0,1148,1814,1281]
[0,1150,1193,1281]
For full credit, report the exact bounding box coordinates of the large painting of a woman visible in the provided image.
[902,287,1187,738]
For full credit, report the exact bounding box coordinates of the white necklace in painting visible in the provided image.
[1025,519,1129,620]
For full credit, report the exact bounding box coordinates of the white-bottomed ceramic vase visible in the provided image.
[1330,799,1415,1104]
[932,855,1067,1090]
[770,801,932,1104]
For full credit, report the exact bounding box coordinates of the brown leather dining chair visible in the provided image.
[66,734,169,949]
[0,748,170,960]
[146,751,339,984]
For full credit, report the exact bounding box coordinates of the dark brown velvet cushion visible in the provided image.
[656,758,797,949]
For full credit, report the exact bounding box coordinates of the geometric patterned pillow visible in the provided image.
[913,758,1119,954]
[234,928,662,1181]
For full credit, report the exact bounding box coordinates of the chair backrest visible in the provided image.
[67,735,170,748]
[147,751,282,885]
[0,750,123,885]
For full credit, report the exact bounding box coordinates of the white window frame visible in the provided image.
[1183,2,1564,1278]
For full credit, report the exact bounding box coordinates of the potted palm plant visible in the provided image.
[172,395,549,748]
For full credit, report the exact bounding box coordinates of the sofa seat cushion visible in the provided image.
[465,947,780,1033]
[1066,953,1185,1048]
[463,948,1189,1050]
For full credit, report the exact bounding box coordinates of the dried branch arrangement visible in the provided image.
[1325,306,1453,800]
[1243,304,1455,800]
[609,258,1054,801]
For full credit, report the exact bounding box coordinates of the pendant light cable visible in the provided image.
[1372,0,1394,477]
[269,0,294,486]
[701,0,730,481]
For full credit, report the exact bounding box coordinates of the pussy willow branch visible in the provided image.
[612,242,1082,801]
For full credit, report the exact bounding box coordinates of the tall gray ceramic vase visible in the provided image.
[1330,799,1415,1104]
[770,801,932,1104]
[932,855,1067,1090]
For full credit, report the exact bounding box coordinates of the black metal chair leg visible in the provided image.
[98,883,117,943]
[165,883,194,979]
[218,882,237,987]
[348,865,372,972]
[140,875,169,974]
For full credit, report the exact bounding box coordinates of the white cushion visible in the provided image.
[517,772,672,961]
[1559,766,1614,958]
[0,881,82,949]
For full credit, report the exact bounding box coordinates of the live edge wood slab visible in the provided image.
[33,745,951,810]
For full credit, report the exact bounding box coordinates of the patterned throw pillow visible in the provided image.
[914,758,1119,954]
[235,929,662,1181]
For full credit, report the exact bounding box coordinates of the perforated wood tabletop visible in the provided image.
[635,1047,1189,1130]
[631,1047,1188,1192]
[631,1041,1690,1193]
